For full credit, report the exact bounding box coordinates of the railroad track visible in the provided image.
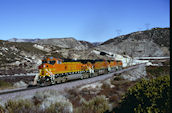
[0,63,145,102]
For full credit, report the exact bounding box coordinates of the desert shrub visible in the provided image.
[101,82,111,89]
[0,80,12,89]
[146,66,170,78]
[0,104,5,113]
[66,88,91,107]
[75,95,109,113]
[67,88,80,98]
[113,76,124,81]
[2,90,73,113]
[41,97,73,113]
[46,101,73,113]
[109,94,120,103]
[100,82,113,97]
[161,60,170,66]
[13,80,28,88]
[33,89,73,112]
[5,99,35,113]
[114,75,170,113]
[33,89,60,105]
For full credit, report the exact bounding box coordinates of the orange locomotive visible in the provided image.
[35,57,123,85]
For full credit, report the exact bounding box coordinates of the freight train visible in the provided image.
[33,57,123,86]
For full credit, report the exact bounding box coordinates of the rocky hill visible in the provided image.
[36,37,93,50]
[0,40,104,75]
[0,41,65,74]
[79,40,95,48]
[8,37,95,50]
[1,27,169,75]
[97,27,170,57]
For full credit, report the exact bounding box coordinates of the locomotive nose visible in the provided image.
[39,64,49,69]
[38,64,50,77]
[38,65,43,69]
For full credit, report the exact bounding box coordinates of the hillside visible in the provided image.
[0,41,65,74]
[0,40,106,75]
[97,28,170,57]
[79,40,95,48]
[1,27,169,74]
[36,37,93,50]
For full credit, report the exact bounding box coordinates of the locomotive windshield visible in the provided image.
[42,60,56,65]
[48,60,56,65]
[42,60,47,64]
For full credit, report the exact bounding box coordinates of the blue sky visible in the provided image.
[0,0,169,42]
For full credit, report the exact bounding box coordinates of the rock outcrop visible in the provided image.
[98,28,169,57]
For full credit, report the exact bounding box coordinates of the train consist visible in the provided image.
[33,57,123,86]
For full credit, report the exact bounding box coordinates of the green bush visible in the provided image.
[114,75,170,113]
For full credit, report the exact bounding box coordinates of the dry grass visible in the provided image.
[0,89,73,113]
[0,104,5,113]
[5,99,37,113]
[45,102,72,113]
[66,77,137,112]
[99,79,136,108]
[74,95,109,113]
[146,65,170,78]
[0,80,13,90]
[32,89,73,113]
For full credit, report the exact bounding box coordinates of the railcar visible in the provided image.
[34,57,123,86]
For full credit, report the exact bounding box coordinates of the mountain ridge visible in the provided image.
[0,27,169,74]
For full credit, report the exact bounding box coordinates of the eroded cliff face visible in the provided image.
[98,28,169,57]
[97,38,167,57]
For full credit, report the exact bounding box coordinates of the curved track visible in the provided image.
[0,64,145,103]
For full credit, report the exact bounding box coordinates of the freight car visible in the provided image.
[33,57,123,86]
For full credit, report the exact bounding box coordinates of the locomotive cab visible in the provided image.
[37,57,63,85]
[39,57,61,77]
